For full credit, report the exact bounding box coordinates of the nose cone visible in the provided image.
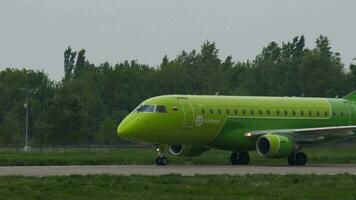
[117,121,129,139]
[117,115,142,142]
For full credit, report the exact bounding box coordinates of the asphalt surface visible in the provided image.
[0,164,356,176]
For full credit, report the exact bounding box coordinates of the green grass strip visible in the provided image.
[0,174,355,200]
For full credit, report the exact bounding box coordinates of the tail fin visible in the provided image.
[343,91,356,102]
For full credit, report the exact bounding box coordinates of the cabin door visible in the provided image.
[346,101,356,125]
[178,97,194,127]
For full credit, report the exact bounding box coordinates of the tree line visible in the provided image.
[0,35,355,145]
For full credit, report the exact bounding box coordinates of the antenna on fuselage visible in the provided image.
[215,91,219,96]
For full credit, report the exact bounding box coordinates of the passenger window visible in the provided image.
[284,110,288,116]
[138,105,155,112]
[324,111,328,116]
[156,105,167,113]
[258,110,263,115]
[300,111,304,116]
[266,110,270,115]
[292,111,296,116]
[218,109,222,114]
[340,111,344,116]
[210,109,213,114]
[317,111,320,116]
[226,109,230,114]
[201,109,205,114]
[234,109,238,115]
[276,110,280,116]
[250,110,254,115]
[332,112,336,116]
[242,109,246,115]
[308,111,312,116]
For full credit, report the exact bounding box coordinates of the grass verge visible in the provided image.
[0,174,355,200]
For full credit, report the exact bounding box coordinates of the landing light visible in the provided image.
[245,132,253,137]
[154,145,160,152]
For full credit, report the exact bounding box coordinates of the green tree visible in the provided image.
[0,113,23,145]
[299,35,347,97]
[64,46,77,80]
[74,49,87,77]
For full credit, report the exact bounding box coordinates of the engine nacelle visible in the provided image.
[256,134,296,158]
[169,145,210,157]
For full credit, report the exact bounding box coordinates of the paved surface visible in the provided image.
[0,164,356,176]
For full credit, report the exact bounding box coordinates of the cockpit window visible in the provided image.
[134,104,167,113]
[132,104,143,113]
[137,105,155,112]
[156,105,167,113]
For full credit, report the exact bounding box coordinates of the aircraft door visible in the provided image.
[178,97,194,127]
[346,101,356,125]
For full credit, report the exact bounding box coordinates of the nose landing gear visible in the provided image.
[154,144,168,166]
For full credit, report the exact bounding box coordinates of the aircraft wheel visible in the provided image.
[230,152,240,165]
[155,156,168,166]
[287,154,297,166]
[288,152,307,166]
[240,151,250,165]
[230,151,250,165]
[295,152,307,166]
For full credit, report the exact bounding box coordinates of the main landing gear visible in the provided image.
[154,144,168,166]
[156,156,168,166]
[288,152,307,166]
[230,151,250,165]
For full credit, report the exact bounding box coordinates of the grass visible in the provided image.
[0,144,356,166]
[0,174,356,199]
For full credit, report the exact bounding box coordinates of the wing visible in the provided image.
[244,125,356,144]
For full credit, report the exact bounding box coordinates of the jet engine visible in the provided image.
[169,145,210,157]
[256,134,296,158]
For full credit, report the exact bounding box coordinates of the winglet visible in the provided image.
[343,91,356,101]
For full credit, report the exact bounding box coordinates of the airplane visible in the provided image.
[117,91,356,166]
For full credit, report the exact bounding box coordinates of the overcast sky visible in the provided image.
[1,0,355,80]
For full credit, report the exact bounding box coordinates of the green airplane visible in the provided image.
[117,91,356,166]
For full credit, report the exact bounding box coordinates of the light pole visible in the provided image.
[18,88,35,152]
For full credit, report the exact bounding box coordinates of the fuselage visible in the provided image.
[117,95,356,151]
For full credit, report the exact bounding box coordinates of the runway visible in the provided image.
[0,164,356,176]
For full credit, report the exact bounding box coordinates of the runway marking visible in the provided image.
[0,165,356,176]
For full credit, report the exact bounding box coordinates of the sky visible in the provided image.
[0,0,355,80]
